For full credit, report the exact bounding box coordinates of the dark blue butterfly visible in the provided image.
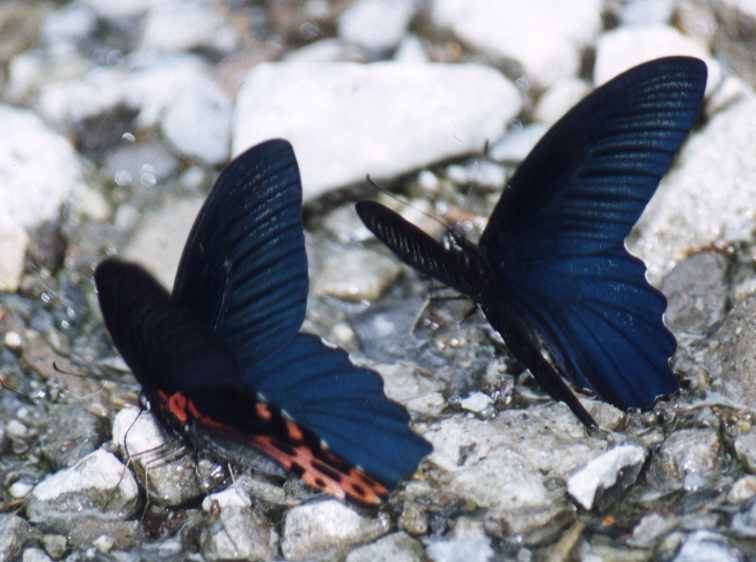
[95,139,431,505]
[356,57,707,427]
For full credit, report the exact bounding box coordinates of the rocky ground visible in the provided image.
[0,0,755,561]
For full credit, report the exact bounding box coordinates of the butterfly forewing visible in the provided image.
[172,139,308,366]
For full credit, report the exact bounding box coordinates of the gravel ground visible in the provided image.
[0,1,755,561]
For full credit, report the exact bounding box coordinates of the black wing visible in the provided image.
[172,139,308,366]
[355,201,481,297]
[479,57,706,411]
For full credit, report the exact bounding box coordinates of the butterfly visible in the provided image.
[95,139,432,506]
[356,57,707,428]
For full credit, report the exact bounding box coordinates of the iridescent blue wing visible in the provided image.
[244,333,432,489]
[172,139,307,366]
[479,57,707,410]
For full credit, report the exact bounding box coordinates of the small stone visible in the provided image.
[4,330,22,349]
[728,476,756,503]
[41,3,96,45]
[322,205,374,244]
[618,0,674,25]
[346,532,424,562]
[427,517,494,562]
[339,0,418,54]
[141,0,238,54]
[594,25,720,94]
[460,392,493,414]
[445,159,506,191]
[281,499,390,560]
[27,449,139,530]
[123,196,204,289]
[395,35,428,63]
[735,429,756,473]
[0,217,29,292]
[661,252,728,334]
[202,485,252,511]
[92,535,114,553]
[373,363,445,417]
[39,403,106,468]
[285,39,365,63]
[234,62,520,199]
[567,444,647,511]
[732,500,756,538]
[430,0,602,88]
[629,512,678,548]
[313,248,402,302]
[104,141,179,188]
[0,514,33,562]
[647,429,721,491]
[672,530,746,562]
[399,501,429,536]
[41,534,67,560]
[6,419,29,439]
[22,548,53,562]
[112,407,203,506]
[9,481,34,499]
[201,506,278,561]
[489,125,548,163]
[161,76,232,165]
[534,78,590,124]
[80,0,153,20]
[706,294,756,409]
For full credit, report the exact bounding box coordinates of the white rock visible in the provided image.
[201,506,278,561]
[285,39,365,63]
[41,4,97,44]
[161,76,231,164]
[123,196,204,288]
[445,159,506,191]
[313,247,402,301]
[633,98,756,280]
[459,392,493,413]
[37,54,215,130]
[395,35,428,63]
[566,444,647,510]
[594,25,721,95]
[281,499,390,560]
[140,0,239,53]
[112,407,203,506]
[489,124,548,163]
[373,363,446,416]
[28,450,138,517]
[339,0,418,53]
[423,404,604,510]
[235,62,520,199]
[80,0,155,20]
[0,217,29,292]
[534,78,590,124]
[430,0,602,88]
[427,518,494,562]
[346,532,423,562]
[619,0,675,25]
[202,485,251,511]
[9,481,33,499]
[22,548,53,562]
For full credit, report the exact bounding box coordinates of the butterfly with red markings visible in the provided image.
[95,139,432,506]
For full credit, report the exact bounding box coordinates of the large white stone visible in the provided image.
[594,25,721,94]
[234,62,520,199]
[338,0,418,53]
[632,97,756,280]
[140,0,238,53]
[0,217,29,292]
[430,0,602,88]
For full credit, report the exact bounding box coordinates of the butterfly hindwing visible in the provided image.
[356,200,480,297]
[172,139,308,366]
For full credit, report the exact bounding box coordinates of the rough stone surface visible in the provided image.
[338,0,418,53]
[633,98,756,280]
[112,407,203,506]
[26,449,139,530]
[234,62,520,199]
[673,530,746,562]
[427,517,495,562]
[729,476,756,503]
[489,124,548,163]
[661,252,729,335]
[313,247,403,302]
[647,429,722,491]
[123,196,204,289]
[423,404,603,511]
[430,0,602,88]
[534,78,590,124]
[735,429,756,473]
[594,25,720,93]
[161,75,232,165]
[567,444,647,511]
[706,294,756,409]
[281,499,391,560]
[374,362,446,416]
[345,532,424,562]
[0,514,34,562]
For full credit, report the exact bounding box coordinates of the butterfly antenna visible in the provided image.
[52,360,135,387]
[365,174,455,234]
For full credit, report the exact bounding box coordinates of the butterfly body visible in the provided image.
[96,140,431,506]
[357,57,707,427]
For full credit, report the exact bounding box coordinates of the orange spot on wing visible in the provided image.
[255,402,273,421]
[286,420,304,442]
